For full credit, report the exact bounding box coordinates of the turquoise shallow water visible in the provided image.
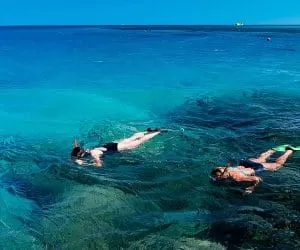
[1,26,300,249]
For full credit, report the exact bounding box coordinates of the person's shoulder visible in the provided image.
[227,168,240,179]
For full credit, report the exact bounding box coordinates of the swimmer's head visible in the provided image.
[210,163,231,182]
[71,146,84,158]
[210,167,224,182]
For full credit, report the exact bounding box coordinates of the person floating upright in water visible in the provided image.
[71,128,165,167]
[210,145,299,194]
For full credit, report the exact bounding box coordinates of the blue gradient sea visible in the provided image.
[1,25,300,249]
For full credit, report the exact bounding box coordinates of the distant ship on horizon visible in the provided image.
[235,22,244,27]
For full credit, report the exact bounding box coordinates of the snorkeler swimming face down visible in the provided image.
[210,148,294,194]
[70,129,296,195]
[71,128,164,167]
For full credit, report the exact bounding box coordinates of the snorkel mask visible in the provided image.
[210,162,231,183]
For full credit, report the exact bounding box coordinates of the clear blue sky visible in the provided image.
[1,0,300,25]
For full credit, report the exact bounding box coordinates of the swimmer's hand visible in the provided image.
[94,160,102,167]
[244,177,262,195]
[75,159,85,165]
[244,186,255,195]
[75,159,102,167]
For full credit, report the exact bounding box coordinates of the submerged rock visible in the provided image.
[128,235,225,250]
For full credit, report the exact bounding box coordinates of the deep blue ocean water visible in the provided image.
[1,25,300,249]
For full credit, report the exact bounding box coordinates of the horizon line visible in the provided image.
[1,24,300,27]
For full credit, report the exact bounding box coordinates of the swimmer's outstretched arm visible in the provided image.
[228,171,262,194]
[235,176,262,194]
[89,148,105,167]
[93,158,103,167]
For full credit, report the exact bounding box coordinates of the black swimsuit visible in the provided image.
[76,143,118,161]
[102,142,118,153]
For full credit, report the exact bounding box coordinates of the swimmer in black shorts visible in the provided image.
[71,128,165,167]
[210,146,294,194]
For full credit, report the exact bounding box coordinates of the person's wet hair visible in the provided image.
[211,168,223,178]
[210,167,226,184]
[71,147,81,157]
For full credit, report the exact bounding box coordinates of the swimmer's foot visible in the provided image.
[285,145,300,151]
[160,129,168,133]
[146,128,168,133]
[272,144,291,152]
[273,144,300,152]
[146,128,158,133]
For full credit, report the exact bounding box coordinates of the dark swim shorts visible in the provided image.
[239,159,265,173]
